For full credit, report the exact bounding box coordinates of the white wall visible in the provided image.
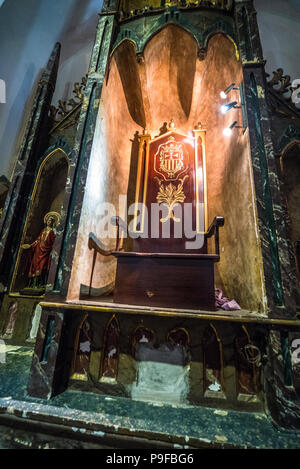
[0,0,101,179]
[256,0,300,80]
[0,0,299,181]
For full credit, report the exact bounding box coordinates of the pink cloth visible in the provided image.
[215,289,241,311]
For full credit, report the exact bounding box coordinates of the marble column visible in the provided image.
[46,13,117,301]
[235,0,300,429]
[27,308,67,399]
[234,0,297,317]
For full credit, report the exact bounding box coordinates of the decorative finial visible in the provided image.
[168,119,176,130]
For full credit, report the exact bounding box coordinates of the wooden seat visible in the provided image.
[88,125,224,311]
[88,215,224,311]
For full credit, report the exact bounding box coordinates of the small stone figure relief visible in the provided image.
[71,318,92,380]
[101,316,120,381]
[21,211,60,295]
[2,301,18,339]
[132,326,154,357]
[167,328,189,348]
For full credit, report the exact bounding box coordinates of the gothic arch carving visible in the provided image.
[70,314,92,380]
[111,39,146,128]
[100,315,120,381]
[112,16,202,57]
[235,325,261,399]
[141,20,201,55]
[202,18,238,58]
[203,323,225,398]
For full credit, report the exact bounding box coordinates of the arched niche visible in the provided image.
[100,315,120,382]
[203,324,225,398]
[132,325,155,357]
[235,326,261,401]
[280,141,300,299]
[166,328,190,370]
[142,24,198,126]
[112,40,146,128]
[70,315,92,381]
[11,148,69,294]
[167,328,190,348]
[70,28,265,316]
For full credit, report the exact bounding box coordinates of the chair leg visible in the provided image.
[89,249,97,297]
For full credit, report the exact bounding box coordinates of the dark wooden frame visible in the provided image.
[88,216,224,311]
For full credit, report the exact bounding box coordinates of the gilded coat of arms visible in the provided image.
[154,136,188,181]
[153,134,190,223]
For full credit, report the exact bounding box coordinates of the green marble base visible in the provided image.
[1,345,300,448]
[19,288,45,297]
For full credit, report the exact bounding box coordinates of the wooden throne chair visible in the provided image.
[89,122,224,311]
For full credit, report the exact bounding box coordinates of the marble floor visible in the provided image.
[0,345,300,448]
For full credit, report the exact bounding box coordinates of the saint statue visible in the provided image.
[21,211,60,291]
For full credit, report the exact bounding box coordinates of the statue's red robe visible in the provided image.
[28,228,56,278]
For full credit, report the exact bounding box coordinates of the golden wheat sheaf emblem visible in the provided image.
[155,175,189,223]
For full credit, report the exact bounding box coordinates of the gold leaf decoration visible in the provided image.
[50,73,88,123]
[156,175,189,223]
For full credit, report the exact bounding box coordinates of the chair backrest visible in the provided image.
[130,126,208,254]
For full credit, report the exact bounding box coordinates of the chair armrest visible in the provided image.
[205,216,225,256]
[111,216,127,233]
[111,216,127,251]
[88,232,113,256]
[206,216,225,238]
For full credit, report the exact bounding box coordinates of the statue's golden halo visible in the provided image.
[44,211,61,227]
